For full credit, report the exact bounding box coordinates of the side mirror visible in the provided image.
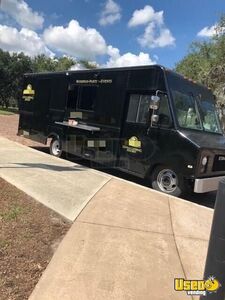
[150,95,160,110]
[151,114,159,124]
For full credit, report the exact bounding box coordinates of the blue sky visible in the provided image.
[0,0,225,68]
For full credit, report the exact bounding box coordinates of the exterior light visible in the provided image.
[202,156,208,166]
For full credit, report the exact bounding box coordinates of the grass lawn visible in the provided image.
[0,177,71,300]
[0,110,14,115]
[0,107,18,115]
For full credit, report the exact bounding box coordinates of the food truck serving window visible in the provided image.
[77,86,97,112]
[67,85,79,110]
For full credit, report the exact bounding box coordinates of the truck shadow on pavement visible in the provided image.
[31,146,217,209]
[18,163,87,172]
[4,162,87,172]
[182,191,216,209]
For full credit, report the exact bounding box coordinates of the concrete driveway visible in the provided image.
[0,136,213,300]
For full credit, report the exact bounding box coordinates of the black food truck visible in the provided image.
[18,65,225,196]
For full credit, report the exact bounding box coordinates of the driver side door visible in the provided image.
[119,92,172,176]
[119,93,153,175]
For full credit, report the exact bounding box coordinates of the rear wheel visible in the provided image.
[50,138,62,158]
[151,165,183,197]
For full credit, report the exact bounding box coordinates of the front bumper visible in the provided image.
[194,176,225,193]
[17,129,30,136]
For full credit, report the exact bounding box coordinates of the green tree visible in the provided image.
[78,60,97,69]
[0,49,12,107]
[0,50,32,107]
[10,52,33,105]
[0,48,97,108]
[55,56,76,71]
[32,54,57,72]
[175,15,225,104]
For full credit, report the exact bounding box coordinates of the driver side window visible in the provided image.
[126,93,171,126]
[137,95,152,123]
[126,94,151,124]
[157,94,171,126]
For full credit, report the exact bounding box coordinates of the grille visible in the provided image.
[213,155,225,172]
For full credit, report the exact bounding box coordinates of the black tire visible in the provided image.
[151,165,184,197]
[50,137,62,158]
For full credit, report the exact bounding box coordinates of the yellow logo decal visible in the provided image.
[128,136,141,148]
[122,136,142,153]
[23,84,35,102]
[174,276,221,297]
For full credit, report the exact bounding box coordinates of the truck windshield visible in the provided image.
[167,71,223,134]
[172,90,202,130]
[172,90,222,134]
[198,98,222,133]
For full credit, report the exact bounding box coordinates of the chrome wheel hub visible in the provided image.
[52,140,61,156]
[157,169,178,193]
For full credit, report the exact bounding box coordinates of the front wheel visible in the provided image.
[151,165,184,197]
[50,138,62,158]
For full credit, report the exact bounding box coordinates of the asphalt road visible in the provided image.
[31,146,217,209]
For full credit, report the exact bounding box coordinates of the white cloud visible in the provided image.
[99,0,121,26]
[0,25,54,57]
[128,5,175,49]
[197,24,217,37]
[69,45,156,68]
[70,61,99,70]
[43,20,107,59]
[153,54,159,61]
[70,63,88,70]
[0,16,158,68]
[138,23,175,48]
[128,5,163,27]
[105,45,156,67]
[107,45,120,57]
[0,0,44,30]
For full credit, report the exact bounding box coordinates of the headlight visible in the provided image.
[202,156,208,166]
